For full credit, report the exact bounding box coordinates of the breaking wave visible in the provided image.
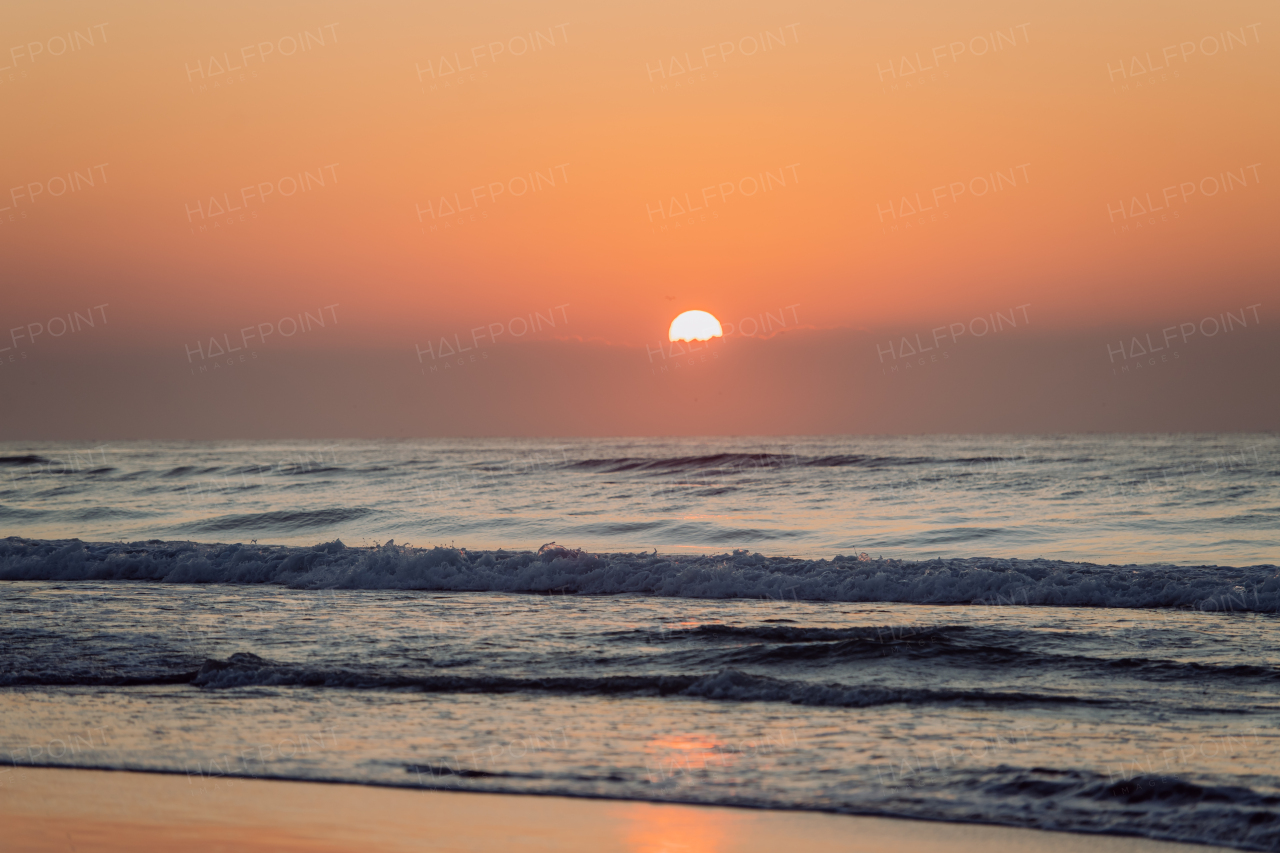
[2,537,1277,613]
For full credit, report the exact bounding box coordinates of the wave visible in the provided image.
[1,650,1093,707]
[0,670,198,688]
[161,466,213,477]
[667,624,956,642]
[562,452,1062,476]
[565,453,939,474]
[675,668,1095,707]
[0,507,48,522]
[887,768,1280,852]
[665,624,1280,682]
[3,537,1277,613]
[0,455,51,466]
[64,507,156,522]
[173,508,374,535]
[158,653,1098,708]
[404,763,543,780]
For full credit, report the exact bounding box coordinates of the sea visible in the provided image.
[1,435,1278,850]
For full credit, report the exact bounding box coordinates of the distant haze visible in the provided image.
[3,324,1275,438]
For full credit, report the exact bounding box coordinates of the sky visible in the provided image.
[1,0,1276,438]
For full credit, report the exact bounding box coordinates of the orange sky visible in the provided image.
[0,0,1276,437]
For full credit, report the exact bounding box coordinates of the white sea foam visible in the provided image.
[3,538,1277,613]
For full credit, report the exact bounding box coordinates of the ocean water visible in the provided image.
[1,435,1276,563]
[1,436,1278,850]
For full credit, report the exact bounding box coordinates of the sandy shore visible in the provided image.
[2,766,1233,853]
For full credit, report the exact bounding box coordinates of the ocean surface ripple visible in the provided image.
[1,435,1276,564]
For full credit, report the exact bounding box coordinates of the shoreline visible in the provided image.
[2,766,1238,853]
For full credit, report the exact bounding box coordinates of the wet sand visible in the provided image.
[1,766,1234,853]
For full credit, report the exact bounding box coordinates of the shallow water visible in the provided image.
[2,582,1278,850]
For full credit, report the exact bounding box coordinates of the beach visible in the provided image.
[3,767,1240,853]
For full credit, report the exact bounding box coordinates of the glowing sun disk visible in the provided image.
[669,310,723,342]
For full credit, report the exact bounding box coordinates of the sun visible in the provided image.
[668,310,723,342]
